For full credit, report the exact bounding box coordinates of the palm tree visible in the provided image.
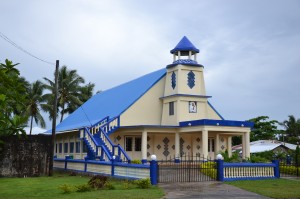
[57,66,85,122]
[43,66,94,123]
[65,82,95,114]
[281,115,300,137]
[25,80,46,135]
[42,76,57,122]
[280,115,300,144]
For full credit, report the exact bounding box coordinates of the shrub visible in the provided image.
[88,175,108,189]
[280,165,300,175]
[75,184,91,192]
[250,155,269,163]
[131,159,142,164]
[135,178,151,189]
[104,181,115,190]
[199,162,217,179]
[221,150,240,162]
[58,184,73,194]
[122,180,136,189]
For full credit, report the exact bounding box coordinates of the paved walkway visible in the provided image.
[159,181,271,199]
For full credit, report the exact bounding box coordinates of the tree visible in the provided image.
[280,115,300,144]
[0,59,28,140]
[25,80,46,135]
[65,82,95,114]
[248,116,279,141]
[43,65,94,122]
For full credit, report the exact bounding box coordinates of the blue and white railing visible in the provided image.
[100,116,120,135]
[90,116,109,135]
[80,127,112,161]
[54,157,157,184]
[216,160,280,181]
[80,115,130,163]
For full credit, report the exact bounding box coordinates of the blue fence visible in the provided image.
[54,157,279,185]
[53,157,158,184]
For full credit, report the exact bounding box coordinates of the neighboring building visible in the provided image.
[232,140,297,154]
[51,36,253,162]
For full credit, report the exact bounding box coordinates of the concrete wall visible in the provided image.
[0,135,51,177]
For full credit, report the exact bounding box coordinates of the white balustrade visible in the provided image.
[224,166,275,179]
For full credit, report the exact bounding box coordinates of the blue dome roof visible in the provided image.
[170,36,200,55]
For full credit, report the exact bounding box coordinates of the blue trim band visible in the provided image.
[160,94,212,99]
[180,119,254,128]
[120,125,178,129]
[224,177,276,181]
[166,63,203,69]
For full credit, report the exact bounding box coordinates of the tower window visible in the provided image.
[169,102,174,115]
[187,71,195,89]
[171,71,176,89]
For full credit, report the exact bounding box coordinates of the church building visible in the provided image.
[53,36,253,163]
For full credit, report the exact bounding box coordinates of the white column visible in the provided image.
[188,51,191,59]
[175,132,180,158]
[142,130,147,162]
[178,51,181,59]
[245,131,250,159]
[228,136,232,157]
[242,133,246,159]
[173,54,176,62]
[62,137,65,157]
[215,133,220,154]
[194,53,197,61]
[202,130,208,159]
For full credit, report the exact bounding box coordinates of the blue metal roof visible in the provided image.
[170,36,200,54]
[52,68,167,132]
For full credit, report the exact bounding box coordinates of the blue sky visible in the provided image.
[1,0,300,129]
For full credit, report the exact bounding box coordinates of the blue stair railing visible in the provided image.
[80,116,131,163]
[80,127,112,161]
[90,116,109,134]
[100,116,120,135]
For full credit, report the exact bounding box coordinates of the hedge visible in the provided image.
[199,162,217,179]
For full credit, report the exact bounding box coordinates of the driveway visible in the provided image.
[159,181,271,199]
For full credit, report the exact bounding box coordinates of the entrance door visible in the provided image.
[208,138,215,159]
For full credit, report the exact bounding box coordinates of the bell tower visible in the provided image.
[161,36,210,125]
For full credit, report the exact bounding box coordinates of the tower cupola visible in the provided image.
[168,36,202,67]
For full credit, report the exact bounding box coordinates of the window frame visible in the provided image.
[169,101,174,115]
[125,136,142,152]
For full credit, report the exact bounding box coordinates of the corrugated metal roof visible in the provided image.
[233,140,297,153]
[51,68,166,133]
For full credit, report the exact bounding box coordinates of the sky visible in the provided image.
[1,0,300,130]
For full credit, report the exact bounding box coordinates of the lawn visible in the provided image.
[0,173,164,199]
[226,178,300,199]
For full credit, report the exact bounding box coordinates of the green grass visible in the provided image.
[0,173,164,199]
[226,178,300,199]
